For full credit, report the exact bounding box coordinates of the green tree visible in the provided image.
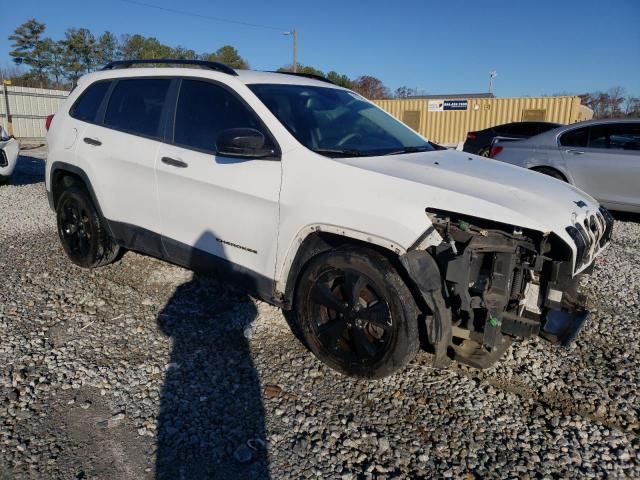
[8,19,48,79]
[119,34,173,60]
[326,71,353,88]
[38,38,65,85]
[60,28,97,82]
[278,63,324,77]
[95,31,119,66]
[171,46,198,60]
[202,45,250,69]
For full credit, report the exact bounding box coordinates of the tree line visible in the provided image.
[5,18,410,99]
[5,19,639,110]
[5,18,251,88]
[579,87,639,119]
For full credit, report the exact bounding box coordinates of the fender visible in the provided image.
[48,161,114,236]
[529,164,572,184]
[275,223,409,306]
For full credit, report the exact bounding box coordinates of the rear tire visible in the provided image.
[532,167,566,182]
[56,186,120,268]
[295,248,420,379]
[478,147,491,157]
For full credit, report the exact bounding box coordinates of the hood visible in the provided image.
[335,149,599,236]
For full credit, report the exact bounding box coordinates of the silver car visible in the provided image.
[491,119,640,213]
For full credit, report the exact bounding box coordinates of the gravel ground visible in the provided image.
[0,149,638,479]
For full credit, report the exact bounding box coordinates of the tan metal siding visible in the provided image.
[374,96,591,145]
[1,86,69,138]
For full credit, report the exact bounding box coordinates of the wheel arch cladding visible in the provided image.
[281,231,414,310]
[50,162,114,237]
[530,165,568,182]
[399,250,452,368]
[51,163,99,211]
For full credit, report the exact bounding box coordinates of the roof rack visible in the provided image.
[269,71,336,85]
[101,59,238,76]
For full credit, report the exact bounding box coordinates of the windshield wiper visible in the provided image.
[311,148,369,158]
[383,145,433,155]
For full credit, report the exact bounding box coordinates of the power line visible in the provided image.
[119,0,288,32]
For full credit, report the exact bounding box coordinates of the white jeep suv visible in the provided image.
[45,59,613,378]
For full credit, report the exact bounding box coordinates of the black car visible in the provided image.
[463,121,562,156]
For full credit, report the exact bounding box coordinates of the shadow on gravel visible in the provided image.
[9,153,46,186]
[155,232,270,480]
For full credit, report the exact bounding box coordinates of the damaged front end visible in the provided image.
[401,207,613,369]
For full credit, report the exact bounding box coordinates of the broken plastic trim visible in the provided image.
[399,250,452,368]
[541,308,590,346]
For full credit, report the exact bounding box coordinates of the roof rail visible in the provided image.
[101,59,238,76]
[269,71,336,85]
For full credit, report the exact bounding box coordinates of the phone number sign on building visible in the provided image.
[428,100,469,112]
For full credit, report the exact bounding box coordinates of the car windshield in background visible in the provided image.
[249,84,434,157]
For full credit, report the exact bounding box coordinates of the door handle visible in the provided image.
[161,156,188,168]
[566,149,585,155]
[83,137,102,146]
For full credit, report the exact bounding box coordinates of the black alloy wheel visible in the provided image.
[295,248,420,379]
[56,186,120,268]
[59,197,92,260]
[309,268,393,365]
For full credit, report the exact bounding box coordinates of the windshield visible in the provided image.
[248,84,434,157]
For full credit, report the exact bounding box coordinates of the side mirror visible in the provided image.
[216,128,275,159]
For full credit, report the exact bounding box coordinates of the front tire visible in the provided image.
[295,248,420,379]
[56,186,120,268]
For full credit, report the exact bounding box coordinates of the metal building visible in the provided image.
[373,95,593,146]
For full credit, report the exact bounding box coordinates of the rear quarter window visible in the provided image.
[559,127,589,148]
[69,81,111,123]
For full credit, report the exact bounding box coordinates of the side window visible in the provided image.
[509,123,535,136]
[70,81,111,123]
[589,123,640,150]
[104,79,171,138]
[538,123,560,134]
[493,124,512,135]
[173,79,267,153]
[559,127,589,148]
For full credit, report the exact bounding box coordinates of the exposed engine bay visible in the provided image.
[401,208,612,369]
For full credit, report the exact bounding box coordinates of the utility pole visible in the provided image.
[284,29,298,72]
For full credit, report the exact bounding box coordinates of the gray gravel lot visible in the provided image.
[0,149,638,479]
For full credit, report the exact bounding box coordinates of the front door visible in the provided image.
[156,78,282,290]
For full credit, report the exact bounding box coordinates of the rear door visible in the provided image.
[156,78,282,285]
[560,123,640,207]
[74,77,171,248]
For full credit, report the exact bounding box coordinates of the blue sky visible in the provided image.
[1,0,638,97]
